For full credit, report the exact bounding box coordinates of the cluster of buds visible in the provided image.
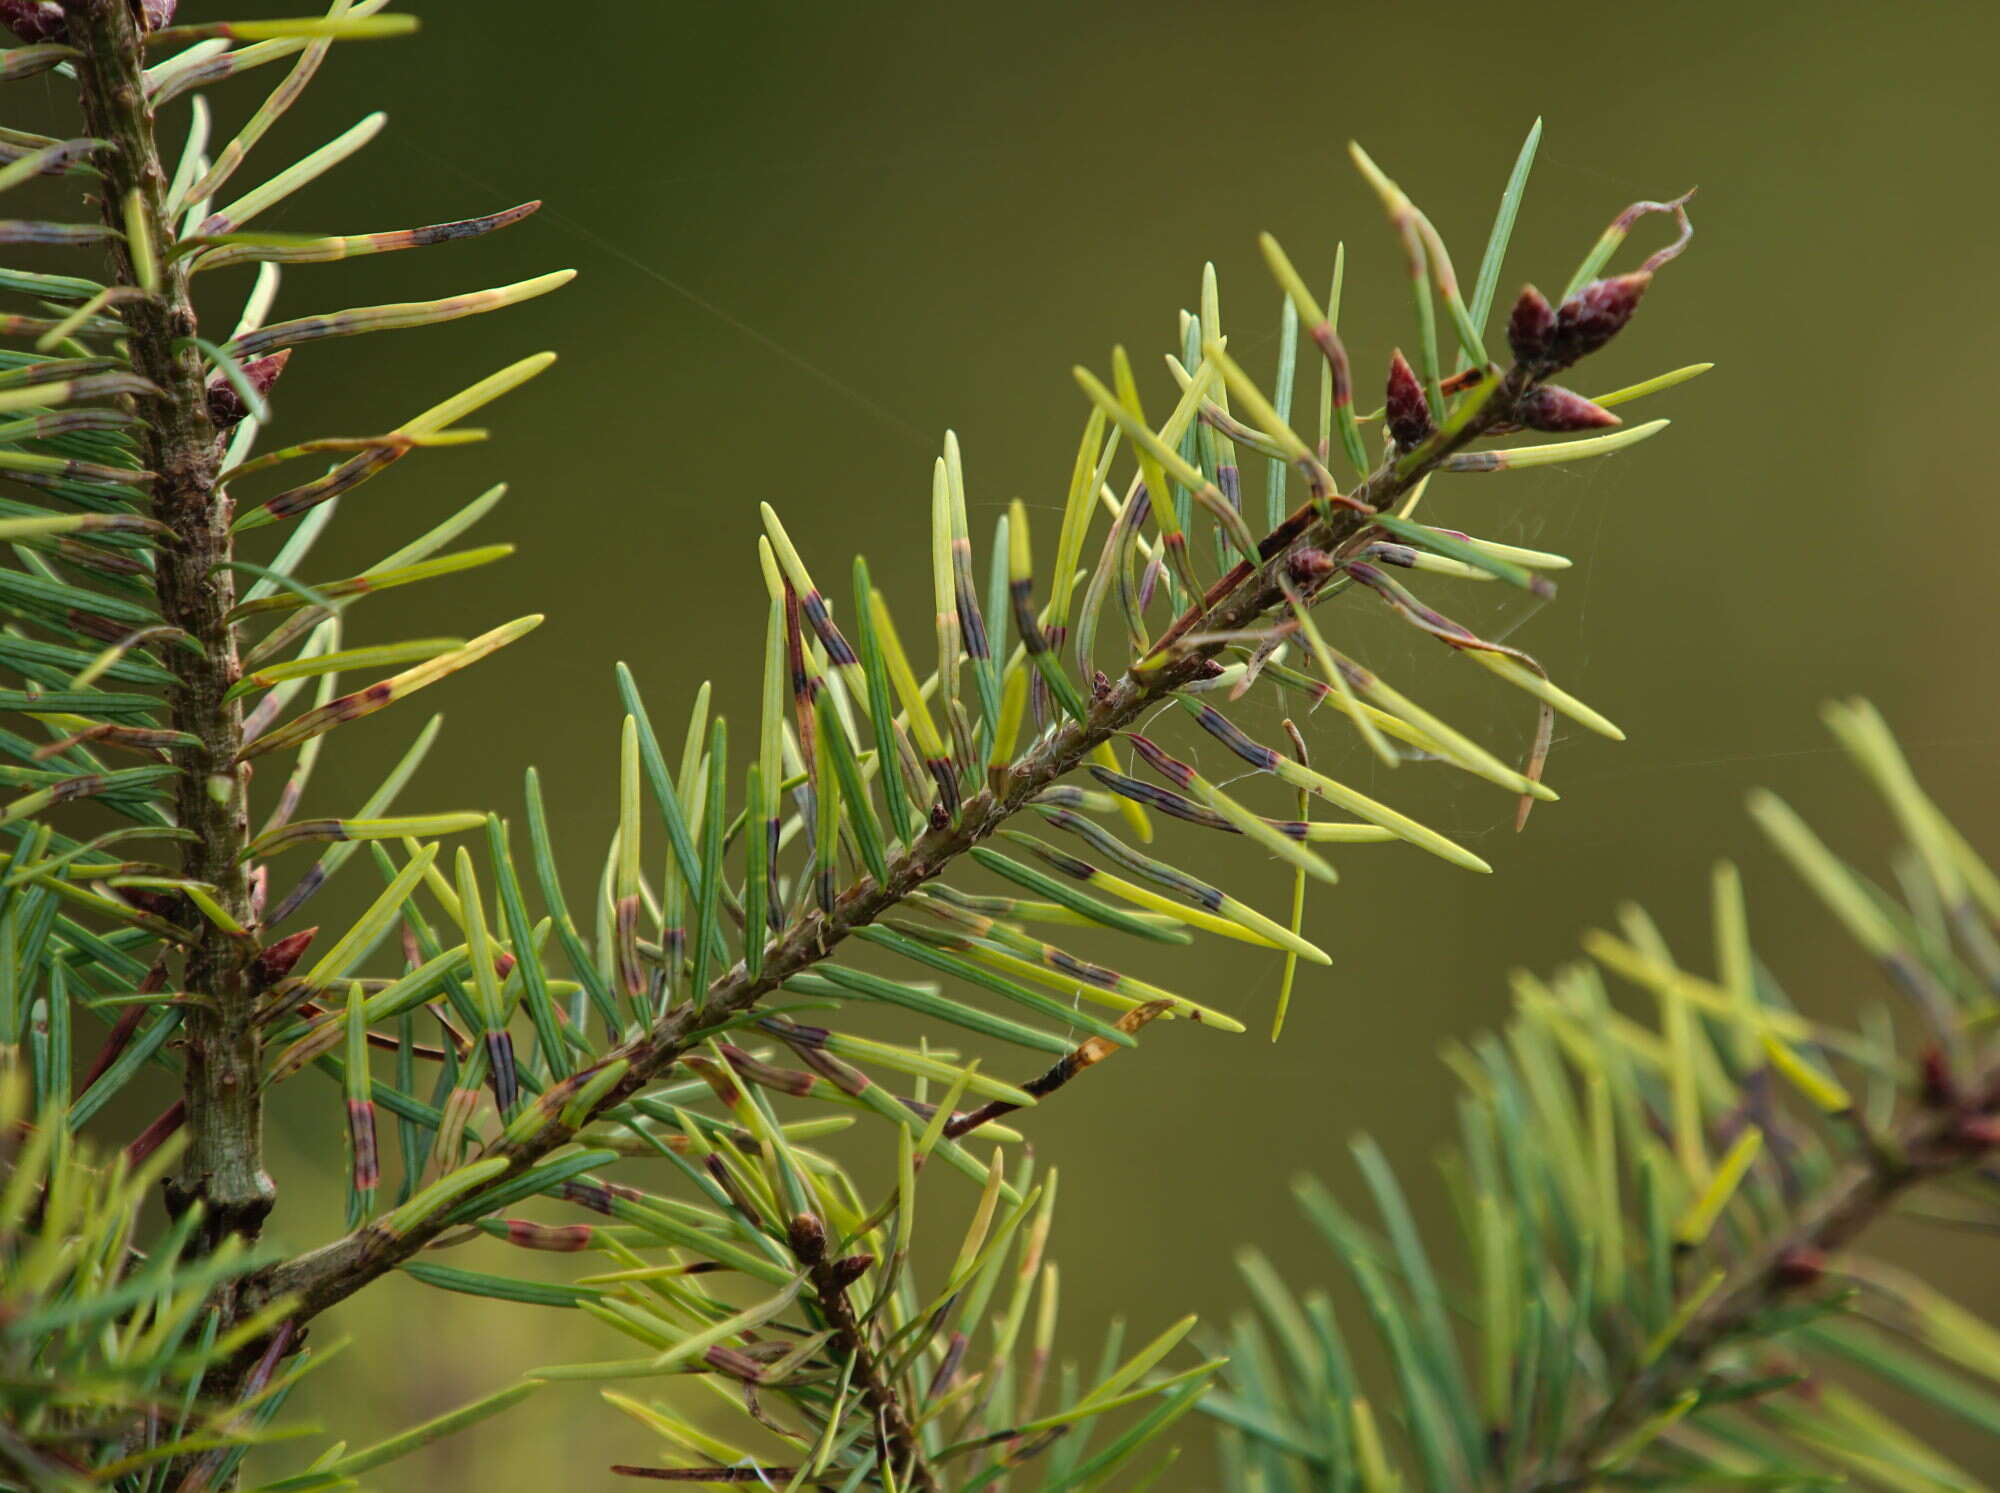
[1509,192,1691,379]
[1507,273,1654,372]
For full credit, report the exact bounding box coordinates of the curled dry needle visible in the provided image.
[944,1000,1172,1141]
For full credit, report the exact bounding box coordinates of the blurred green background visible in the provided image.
[63,0,2000,1482]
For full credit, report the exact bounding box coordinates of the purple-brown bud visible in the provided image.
[1919,1044,1956,1108]
[788,1211,827,1264]
[0,1,65,42]
[1552,271,1651,365]
[1286,547,1338,586]
[250,927,317,992]
[1506,285,1556,363]
[1773,1247,1826,1288]
[205,349,292,430]
[140,0,177,29]
[1384,349,1433,449]
[827,1253,874,1292]
[1957,1115,2000,1148]
[1516,385,1621,433]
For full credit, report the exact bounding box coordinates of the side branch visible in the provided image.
[255,366,1536,1324]
[789,1214,939,1491]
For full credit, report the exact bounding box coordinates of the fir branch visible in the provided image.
[253,357,1545,1329]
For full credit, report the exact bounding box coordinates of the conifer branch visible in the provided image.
[0,21,1706,1481]
[255,360,1538,1327]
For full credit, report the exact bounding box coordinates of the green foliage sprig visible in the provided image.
[1209,702,2000,1490]
[0,3,1707,1487]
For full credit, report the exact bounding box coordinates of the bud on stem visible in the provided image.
[1552,271,1652,365]
[1384,349,1433,449]
[1517,385,1621,433]
[828,1253,874,1292]
[206,350,293,430]
[788,1211,827,1264]
[250,927,317,992]
[1507,285,1556,363]
[0,2,65,43]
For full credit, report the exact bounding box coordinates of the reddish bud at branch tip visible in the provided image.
[1384,349,1433,449]
[1920,1044,1956,1107]
[1957,1115,2000,1148]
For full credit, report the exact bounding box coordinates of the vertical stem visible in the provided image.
[63,0,269,1245]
